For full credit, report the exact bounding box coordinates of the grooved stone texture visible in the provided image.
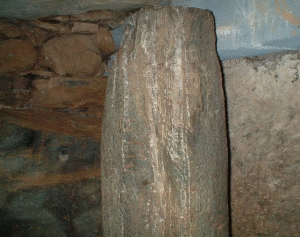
[101,6,229,236]
[223,51,300,236]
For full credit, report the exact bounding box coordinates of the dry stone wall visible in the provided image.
[0,10,129,112]
[0,9,128,237]
[223,51,300,236]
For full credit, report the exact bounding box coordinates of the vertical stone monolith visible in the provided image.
[101,6,229,236]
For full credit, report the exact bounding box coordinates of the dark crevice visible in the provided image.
[218,55,233,236]
[214,10,232,233]
[23,130,39,148]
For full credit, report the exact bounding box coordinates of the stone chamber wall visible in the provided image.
[223,53,300,236]
[0,8,299,237]
[0,10,129,237]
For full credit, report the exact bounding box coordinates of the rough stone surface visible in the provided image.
[19,69,57,79]
[105,19,126,30]
[0,0,167,19]
[0,75,31,108]
[0,75,16,106]
[223,51,300,236]
[0,20,23,38]
[31,76,107,109]
[41,34,104,76]
[101,6,228,236]
[73,208,102,236]
[13,76,30,90]
[70,10,130,30]
[0,126,101,236]
[0,108,103,141]
[39,15,70,24]
[21,24,49,46]
[71,22,99,34]
[31,20,71,33]
[0,39,37,74]
[96,27,116,56]
[70,10,122,22]
[12,89,31,108]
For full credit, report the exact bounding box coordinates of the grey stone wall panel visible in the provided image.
[224,51,300,236]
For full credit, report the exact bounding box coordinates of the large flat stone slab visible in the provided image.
[0,0,168,19]
[223,50,300,236]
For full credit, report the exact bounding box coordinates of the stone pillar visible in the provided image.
[101,6,229,236]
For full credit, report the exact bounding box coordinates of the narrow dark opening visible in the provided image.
[218,56,233,236]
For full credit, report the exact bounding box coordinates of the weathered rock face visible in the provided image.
[223,51,300,236]
[20,24,49,46]
[70,9,126,22]
[101,6,228,236]
[0,75,16,106]
[31,76,107,109]
[31,19,71,33]
[0,74,32,108]
[0,0,167,19]
[71,22,99,34]
[0,9,122,79]
[0,19,23,38]
[0,15,112,237]
[0,7,122,237]
[0,8,118,134]
[41,34,105,77]
[96,27,117,56]
[0,39,37,74]
[0,124,102,236]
